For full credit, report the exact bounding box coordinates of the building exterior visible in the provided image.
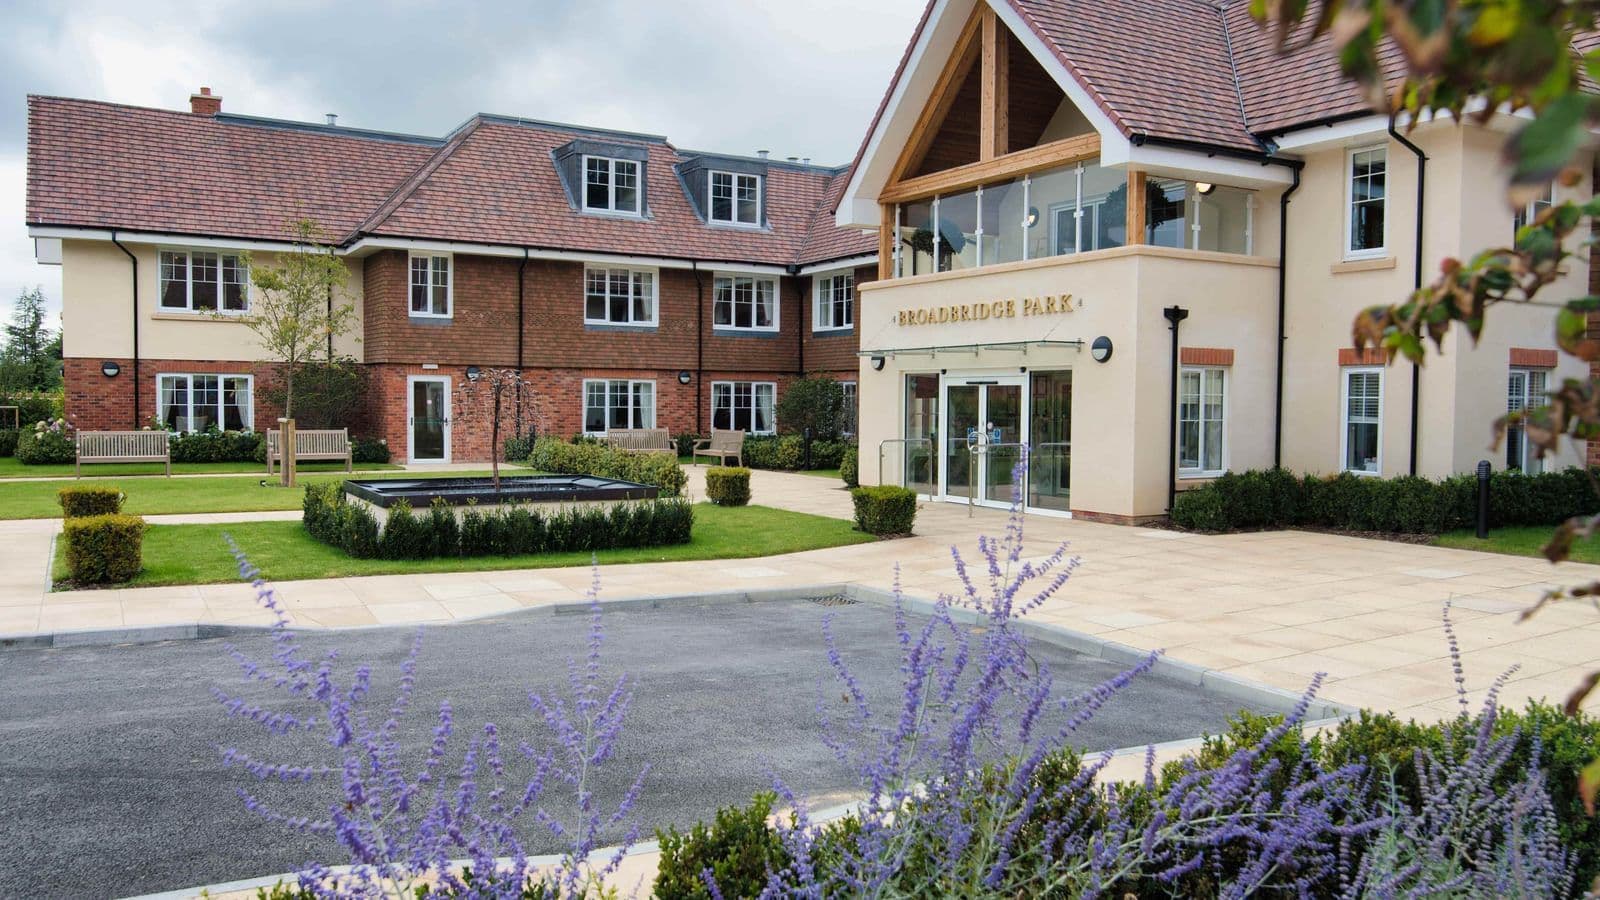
[26,90,876,462]
[837,0,1594,522]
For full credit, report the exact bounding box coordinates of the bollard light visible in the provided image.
[1475,460,1491,540]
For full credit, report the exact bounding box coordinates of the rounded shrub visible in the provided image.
[705,466,752,506]
[1171,486,1228,532]
[850,485,917,535]
[62,514,146,584]
[840,445,860,488]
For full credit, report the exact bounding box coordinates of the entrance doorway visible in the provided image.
[942,376,1025,508]
[407,375,451,463]
[916,370,1070,514]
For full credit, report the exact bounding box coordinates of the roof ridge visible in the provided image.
[347,115,486,242]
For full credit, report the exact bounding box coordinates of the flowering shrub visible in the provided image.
[16,418,73,464]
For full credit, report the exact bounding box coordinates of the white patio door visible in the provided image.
[407,376,451,463]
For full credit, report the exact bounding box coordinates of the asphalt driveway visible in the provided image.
[0,597,1269,898]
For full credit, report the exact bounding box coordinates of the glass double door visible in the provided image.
[943,378,1024,506]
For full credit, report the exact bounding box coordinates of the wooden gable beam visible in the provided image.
[979,8,1008,161]
[879,132,1100,205]
[888,6,985,185]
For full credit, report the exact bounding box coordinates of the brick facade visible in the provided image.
[64,357,284,432]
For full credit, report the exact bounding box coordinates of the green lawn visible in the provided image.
[0,469,497,520]
[0,457,400,479]
[52,503,874,587]
[1434,526,1600,564]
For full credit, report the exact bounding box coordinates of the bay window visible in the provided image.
[159,250,249,312]
[409,253,450,317]
[1341,367,1383,474]
[713,275,777,331]
[157,373,252,432]
[584,267,656,326]
[1507,368,1549,473]
[712,381,775,434]
[710,171,761,225]
[583,156,641,214]
[583,379,655,434]
[1178,367,1226,476]
[814,272,853,331]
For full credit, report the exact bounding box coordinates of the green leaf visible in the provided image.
[1580,756,1600,815]
[1506,93,1592,188]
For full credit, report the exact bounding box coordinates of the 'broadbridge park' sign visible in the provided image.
[896,294,1078,327]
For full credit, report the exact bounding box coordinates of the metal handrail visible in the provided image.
[878,437,933,494]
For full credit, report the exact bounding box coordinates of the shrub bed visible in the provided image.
[705,467,751,506]
[850,485,917,535]
[58,486,123,518]
[1171,466,1600,534]
[0,428,18,457]
[17,420,74,464]
[351,436,390,465]
[526,438,687,496]
[739,434,847,471]
[61,514,146,583]
[303,483,694,560]
[169,428,262,463]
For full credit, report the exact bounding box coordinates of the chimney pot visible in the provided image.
[757,150,769,159]
[326,113,338,126]
[189,87,222,116]
[786,156,799,162]
[802,157,811,165]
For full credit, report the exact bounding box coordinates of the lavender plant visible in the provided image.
[214,539,644,899]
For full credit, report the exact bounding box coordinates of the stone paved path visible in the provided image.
[4,467,1599,723]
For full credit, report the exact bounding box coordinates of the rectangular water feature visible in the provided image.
[343,476,659,519]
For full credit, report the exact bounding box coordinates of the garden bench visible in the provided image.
[266,427,352,475]
[692,429,745,467]
[606,428,676,455]
[76,430,171,477]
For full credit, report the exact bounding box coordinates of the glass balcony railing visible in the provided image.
[892,161,1256,279]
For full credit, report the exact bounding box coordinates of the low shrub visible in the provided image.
[168,428,262,463]
[705,467,751,506]
[850,485,917,535]
[1171,485,1228,531]
[58,486,123,518]
[17,420,74,464]
[673,432,700,459]
[61,514,146,583]
[501,432,537,466]
[352,436,391,465]
[656,791,789,900]
[840,445,859,488]
[0,428,19,457]
[740,435,847,471]
[378,501,432,560]
[527,438,687,497]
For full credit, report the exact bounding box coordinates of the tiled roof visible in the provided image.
[25,96,876,267]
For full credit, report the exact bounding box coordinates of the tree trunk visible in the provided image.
[491,390,502,492]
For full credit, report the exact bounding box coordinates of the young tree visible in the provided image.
[452,368,546,491]
[238,219,357,420]
[775,375,847,442]
[1,286,60,391]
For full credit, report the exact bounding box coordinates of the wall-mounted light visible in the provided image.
[1023,206,1039,228]
[101,361,121,378]
[870,356,886,371]
[677,370,692,385]
[1195,182,1215,196]
[1090,336,1114,363]
[465,365,482,381]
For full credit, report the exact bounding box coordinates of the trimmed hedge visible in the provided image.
[740,435,847,471]
[850,485,917,535]
[352,436,391,465]
[303,483,694,559]
[169,429,262,463]
[58,487,124,518]
[17,424,74,464]
[1171,466,1600,535]
[840,445,860,488]
[62,514,145,583]
[705,467,751,506]
[526,438,687,496]
[0,428,18,457]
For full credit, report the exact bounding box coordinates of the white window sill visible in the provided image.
[409,312,453,320]
[713,327,780,335]
[152,310,250,321]
[1341,468,1382,477]
[584,319,659,329]
[707,220,764,230]
[1177,470,1225,481]
[812,326,853,335]
[581,208,645,219]
[1331,255,1395,274]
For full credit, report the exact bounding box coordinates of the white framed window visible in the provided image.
[583,379,656,434]
[584,267,657,326]
[1178,367,1226,476]
[711,381,776,434]
[582,156,641,215]
[814,272,853,331]
[1507,368,1550,473]
[712,274,778,332]
[1345,146,1387,258]
[709,170,761,226]
[841,380,857,436]
[1340,367,1383,475]
[409,253,451,317]
[158,249,249,313]
[157,373,253,432]
[1513,182,1556,238]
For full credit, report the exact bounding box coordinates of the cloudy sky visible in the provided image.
[0,0,926,323]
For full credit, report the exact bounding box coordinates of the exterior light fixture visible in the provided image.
[1023,206,1039,228]
[1090,336,1114,363]
[101,361,121,378]
[465,365,482,381]
[870,356,886,371]
[677,370,692,385]
[1195,182,1215,195]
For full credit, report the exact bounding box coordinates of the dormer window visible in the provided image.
[710,171,760,226]
[584,156,640,215]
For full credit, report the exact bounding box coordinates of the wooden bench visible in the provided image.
[266,428,352,475]
[606,428,676,455]
[76,431,171,477]
[691,429,746,467]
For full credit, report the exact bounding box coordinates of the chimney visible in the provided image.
[801,157,811,165]
[189,86,221,116]
[325,113,338,126]
[786,156,799,163]
[756,149,769,160]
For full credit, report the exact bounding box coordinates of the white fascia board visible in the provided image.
[33,237,62,265]
[1268,101,1580,154]
[27,226,301,254]
[797,254,878,276]
[1123,144,1295,189]
[345,236,792,274]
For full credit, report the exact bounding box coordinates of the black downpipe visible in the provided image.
[1389,122,1427,476]
[1164,305,1189,513]
[793,268,805,377]
[111,231,139,428]
[515,248,528,436]
[692,261,704,434]
[1273,164,1303,468]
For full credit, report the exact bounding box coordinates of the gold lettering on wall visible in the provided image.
[895,294,1075,327]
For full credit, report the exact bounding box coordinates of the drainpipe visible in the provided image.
[111,231,140,428]
[1273,164,1303,469]
[1389,121,1426,476]
[790,265,805,377]
[515,248,528,436]
[1164,305,1189,513]
[692,261,704,434]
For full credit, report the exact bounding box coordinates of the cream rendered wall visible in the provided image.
[61,239,365,362]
